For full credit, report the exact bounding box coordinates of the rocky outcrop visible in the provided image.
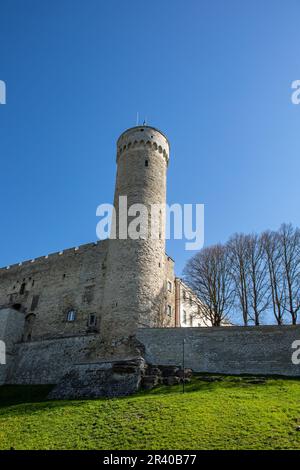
[141,364,193,390]
[48,357,147,399]
[47,360,193,399]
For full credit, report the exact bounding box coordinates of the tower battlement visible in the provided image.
[117,126,169,164]
[0,241,105,274]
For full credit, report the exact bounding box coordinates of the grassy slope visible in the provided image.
[0,377,300,450]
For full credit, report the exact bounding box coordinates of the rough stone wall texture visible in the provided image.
[101,127,170,357]
[0,241,109,341]
[6,334,102,384]
[48,359,145,399]
[137,326,300,376]
[0,308,24,384]
[0,240,176,348]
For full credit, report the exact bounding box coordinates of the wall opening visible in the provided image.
[12,303,22,312]
[19,283,26,295]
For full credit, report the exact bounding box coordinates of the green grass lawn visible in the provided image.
[0,376,300,450]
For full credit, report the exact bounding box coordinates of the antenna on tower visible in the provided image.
[136,112,139,126]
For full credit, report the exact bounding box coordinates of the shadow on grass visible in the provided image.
[1,375,299,412]
[0,385,55,407]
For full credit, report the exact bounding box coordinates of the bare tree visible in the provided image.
[261,230,286,325]
[184,223,300,328]
[184,244,234,326]
[245,234,270,325]
[278,223,300,324]
[227,233,250,325]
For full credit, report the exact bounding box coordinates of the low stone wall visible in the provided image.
[137,325,300,377]
[6,334,102,384]
[3,325,300,388]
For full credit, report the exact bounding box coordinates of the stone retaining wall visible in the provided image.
[137,325,300,376]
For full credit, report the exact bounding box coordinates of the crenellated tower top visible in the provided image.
[116,126,170,165]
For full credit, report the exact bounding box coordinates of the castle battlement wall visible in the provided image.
[0,240,110,342]
[117,126,169,164]
[0,241,105,274]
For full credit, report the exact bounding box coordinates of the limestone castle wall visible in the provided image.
[0,308,24,384]
[0,240,176,345]
[0,241,109,341]
[6,335,100,384]
[0,248,176,385]
[137,325,300,376]
[5,324,300,385]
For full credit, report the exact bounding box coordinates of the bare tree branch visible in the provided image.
[279,223,300,325]
[184,244,234,326]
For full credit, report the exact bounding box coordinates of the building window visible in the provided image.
[145,160,149,167]
[183,310,187,324]
[88,313,97,326]
[167,305,172,317]
[167,281,172,292]
[189,314,193,326]
[66,309,76,322]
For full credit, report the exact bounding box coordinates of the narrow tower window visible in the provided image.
[88,313,96,326]
[145,160,148,167]
[66,310,76,322]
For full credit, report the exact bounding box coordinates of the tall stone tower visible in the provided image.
[101,126,170,358]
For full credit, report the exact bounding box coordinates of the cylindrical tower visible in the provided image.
[101,125,170,358]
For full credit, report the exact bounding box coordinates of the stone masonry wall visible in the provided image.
[0,308,24,384]
[137,326,300,377]
[0,241,109,341]
[0,240,176,346]
[6,334,102,384]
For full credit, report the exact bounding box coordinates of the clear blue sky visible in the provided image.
[0,0,300,275]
